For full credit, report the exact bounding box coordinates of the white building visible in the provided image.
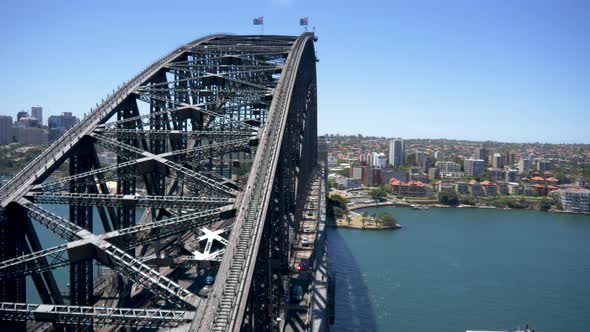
[435,161,461,173]
[388,138,404,167]
[372,152,386,168]
[557,188,590,213]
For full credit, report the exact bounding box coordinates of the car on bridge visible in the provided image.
[301,236,310,247]
[291,285,304,302]
[296,261,306,271]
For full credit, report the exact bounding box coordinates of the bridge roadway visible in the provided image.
[0,32,320,331]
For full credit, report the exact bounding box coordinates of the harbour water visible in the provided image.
[328,207,590,331]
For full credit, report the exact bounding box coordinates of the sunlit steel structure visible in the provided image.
[0,33,318,331]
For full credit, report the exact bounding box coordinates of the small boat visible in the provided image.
[411,205,429,210]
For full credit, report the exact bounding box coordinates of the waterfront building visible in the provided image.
[508,182,520,195]
[0,115,13,145]
[557,188,590,213]
[428,167,440,181]
[434,150,444,160]
[492,153,503,169]
[454,182,469,195]
[480,181,498,196]
[435,161,461,173]
[31,106,43,125]
[518,158,530,174]
[468,180,483,196]
[389,178,428,197]
[522,183,533,196]
[388,138,405,167]
[531,184,547,196]
[383,169,407,183]
[505,169,519,183]
[437,182,454,192]
[464,158,485,177]
[496,181,508,195]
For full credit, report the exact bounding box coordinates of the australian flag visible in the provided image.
[253,16,264,25]
[300,17,309,26]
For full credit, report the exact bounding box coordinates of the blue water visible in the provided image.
[328,207,590,331]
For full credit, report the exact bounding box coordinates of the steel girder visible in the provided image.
[193,33,317,332]
[0,33,317,331]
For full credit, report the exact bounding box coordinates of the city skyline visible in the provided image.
[1,0,589,143]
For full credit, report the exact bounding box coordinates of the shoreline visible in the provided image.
[347,200,590,216]
[328,223,402,230]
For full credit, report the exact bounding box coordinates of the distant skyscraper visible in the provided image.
[464,158,485,177]
[476,145,488,165]
[415,150,424,167]
[492,153,503,169]
[0,115,13,145]
[518,158,530,175]
[434,151,444,160]
[388,138,404,167]
[17,111,28,121]
[372,152,386,168]
[31,106,43,125]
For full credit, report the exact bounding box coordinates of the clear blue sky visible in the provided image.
[0,0,588,143]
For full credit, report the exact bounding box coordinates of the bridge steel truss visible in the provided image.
[0,32,317,332]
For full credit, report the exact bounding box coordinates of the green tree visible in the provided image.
[438,190,459,206]
[333,207,346,219]
[369,188,387,201]
[335,168,350,177]
[540,198,552,211]
[376,212,397,226]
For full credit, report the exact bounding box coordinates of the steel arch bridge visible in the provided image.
[0,33,318,331]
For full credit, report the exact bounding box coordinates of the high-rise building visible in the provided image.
[388,138,404,167]
[17,111,28,121]
[428,167,440,181]
[0,116,13,145]
[492,153,503,169]
[415,150,424,167]
[518,158,530,175]
[434,151,444,160]
[476,145,488,165]
[31,106,43,125]
[16,127,48,145]
[504,151,516,166]
[372,152,386,168]
[537,160,551,172]
[48,112,79,141]
[464,158,485,177]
